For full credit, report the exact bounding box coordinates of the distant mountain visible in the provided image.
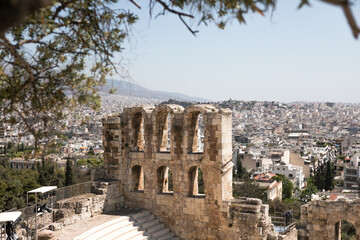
[99,80,209,102]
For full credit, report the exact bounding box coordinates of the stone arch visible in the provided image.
[130,106,153,152]
[184,105,218,153]
[131,165,144,191]
[157,165,174,194]
[131,112,145,151]
[152,104,184,153]
[302,201,360,240]
[188,166,205,197]
[335,219,357,240]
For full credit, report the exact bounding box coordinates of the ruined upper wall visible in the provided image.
[300,199,360,240]
[102,104,233,179]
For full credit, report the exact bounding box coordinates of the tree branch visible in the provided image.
[320,0,360,38]
[129,0,141,9]
[0,34,36,108]
[155,0,194,18]
[179,15,199,36]
[341,2,360,38]
[154,0,199,35]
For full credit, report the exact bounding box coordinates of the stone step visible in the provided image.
[127,235,149,240]
[75,210,179,240]
[130,210,150,221]
[150,228,169,238]
[97,224,139,240]
[144,223,165,236]
[140,218,160,229]
[89,222,135,240]
[74,216,131,240]
[156,231,174,240]
[112,228,145,240]
[134,214,155,226]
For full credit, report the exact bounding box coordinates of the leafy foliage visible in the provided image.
[233,180,267,201]
[198,168,204,194]
[0,0,281,141]
[313,160,334,191]
[37,158,65,186]
[0,164,39,210]
[88,146,95,155]
[0,0,137,141]
[271,174,294,200]
[0,158,95,210]
[341,220,356,240]
[299,178,317,203]
[233,156,251,180]
[77,157,104,167]
[150,0,276,31]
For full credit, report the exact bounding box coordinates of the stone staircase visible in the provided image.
[74,210,179,240]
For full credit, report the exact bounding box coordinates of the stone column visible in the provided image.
[102,115,122,180]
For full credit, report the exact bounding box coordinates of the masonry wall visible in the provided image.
[300,199,360,240]
[102,104,287,240]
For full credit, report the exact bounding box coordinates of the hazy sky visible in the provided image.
[119,1,360,103]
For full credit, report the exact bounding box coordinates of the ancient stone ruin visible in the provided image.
[299,199,360,239]
[102,104,284,240]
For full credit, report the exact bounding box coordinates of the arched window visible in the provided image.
[132,112,145,151]
[157,166,173,194]
[166,113,171,152]
[188,112,204,153]
[335,220,356,240]
[197,114,204,152]
[168,168,173,192]
[156,112,171,152]
[131,165,144,191]
[188,166,205,196]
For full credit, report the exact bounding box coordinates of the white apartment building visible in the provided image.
[270,164,305,189]
[344,153,360,189]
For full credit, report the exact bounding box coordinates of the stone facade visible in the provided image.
[300,199,360,240]
[102,104,293,240]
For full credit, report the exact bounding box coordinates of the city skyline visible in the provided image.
[119,1,360,103]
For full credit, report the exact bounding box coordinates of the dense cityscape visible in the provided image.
[3,94,360,194]
[1,91,360,239]
[0,0,359,239]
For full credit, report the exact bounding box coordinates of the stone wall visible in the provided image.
[102,104,296,240]
[300,199,360,240]
[11,181,122,239]
[53,181,123,229]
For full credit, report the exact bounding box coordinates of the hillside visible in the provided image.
[100,80,209,102]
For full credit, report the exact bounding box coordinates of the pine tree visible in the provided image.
[65,158,73,186]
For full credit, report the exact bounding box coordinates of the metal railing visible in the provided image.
[270,210,294,234]
[55,181,93,202]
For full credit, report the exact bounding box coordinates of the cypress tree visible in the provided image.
[65,158,73,186]
[324,160,334,191]
[235,155,247,180]
[314,163,325,191]
[88,146,95,155]
[37,161,45,185]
